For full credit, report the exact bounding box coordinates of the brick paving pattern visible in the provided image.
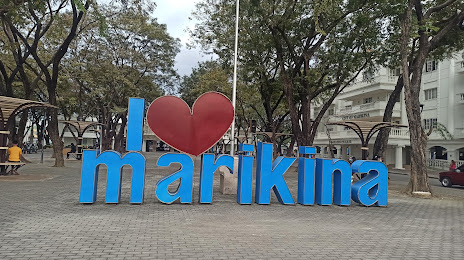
[0,151,463,259]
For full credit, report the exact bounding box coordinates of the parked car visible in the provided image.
[439,164,464,187]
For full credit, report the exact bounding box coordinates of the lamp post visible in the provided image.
[230,0,240,156]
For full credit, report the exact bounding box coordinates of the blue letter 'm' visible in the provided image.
[79,150,146,204]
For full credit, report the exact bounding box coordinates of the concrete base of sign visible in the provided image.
[219,157,238,195]
[412,191,432,199]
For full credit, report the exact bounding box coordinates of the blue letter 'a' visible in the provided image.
[237,144,253,205]
[79,150,146,204]
[315,159,351,206]
[255,142,296,205]
[351,160,388,207]
[156,154,194,204]
[199,154,234,203]
[297,147,316,205]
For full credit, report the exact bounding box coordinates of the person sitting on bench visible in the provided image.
[67,143,77,159]
[8,140,22,175]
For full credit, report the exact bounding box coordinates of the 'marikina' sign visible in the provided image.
[79,92,387,207]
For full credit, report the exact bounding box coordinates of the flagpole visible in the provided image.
[230,0,239,156]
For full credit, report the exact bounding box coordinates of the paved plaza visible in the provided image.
[1,151,463,259]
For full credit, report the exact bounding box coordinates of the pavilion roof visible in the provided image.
[326,120,406,146]
[0,96,57,130]
[61,120,102,135]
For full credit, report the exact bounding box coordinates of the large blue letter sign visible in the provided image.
[155,154,194,204]
[255,142,296,205]
[351,160,388,206]
[79,98,146,204]
[315,159,351,206]
[79,150,146,204]
[199,154,234,203]
[126,98,145,151]
[297,147,316,205]
[237,144,253,204]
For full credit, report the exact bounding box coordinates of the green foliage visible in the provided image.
[63,0,180,118]
[179,61,231,106]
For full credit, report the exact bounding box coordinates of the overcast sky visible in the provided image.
[153,0,212,76]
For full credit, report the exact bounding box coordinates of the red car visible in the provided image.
[439,164,464,187]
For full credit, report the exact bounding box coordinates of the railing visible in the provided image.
[336,101,401,116]
[360,103,375,109]
[390,128,409,138]
[427,159,464,170]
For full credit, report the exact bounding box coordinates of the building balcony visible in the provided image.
[336,101,401,121]
[456,61,464,73]
[337,75,398,101]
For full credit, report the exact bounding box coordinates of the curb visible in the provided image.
[389,170,439,180]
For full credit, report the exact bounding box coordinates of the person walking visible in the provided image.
[8,140,22,175]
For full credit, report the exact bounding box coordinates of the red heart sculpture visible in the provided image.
[146,92,235,156]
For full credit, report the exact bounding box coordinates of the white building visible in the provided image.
[313,53,464,170]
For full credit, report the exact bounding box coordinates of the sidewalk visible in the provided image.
[389,167,442,179]
[0,151,463,259]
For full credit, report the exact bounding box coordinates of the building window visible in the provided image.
[461,93,464,101]
[424,88,437,100]
[363,97,373,104]
[423,118,438,129]
[425,60,438,72]
[328,109,334,116]
[389,68,401,77]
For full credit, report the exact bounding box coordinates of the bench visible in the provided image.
[67,153,83,160]
[0,162,26,175]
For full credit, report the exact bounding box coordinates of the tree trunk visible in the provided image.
[373,76,404,158]
[400,1,430,194]
[113,113,127,153]
[47,87,64,167]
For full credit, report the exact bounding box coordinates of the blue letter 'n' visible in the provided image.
[79,150,146,204]
[315,159,351,206]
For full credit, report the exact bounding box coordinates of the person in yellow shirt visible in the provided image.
[8,140,22,175]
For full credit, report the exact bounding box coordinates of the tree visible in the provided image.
[373,1,464,163]
[397,0,464,194]
[65,1,180,152]
[191,0,386,149]
[0,0,93,166]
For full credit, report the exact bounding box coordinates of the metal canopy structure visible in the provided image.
[326,120,406,160]
[0,96,57,169]
[61,120,102,158]
[0,96,56,131]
